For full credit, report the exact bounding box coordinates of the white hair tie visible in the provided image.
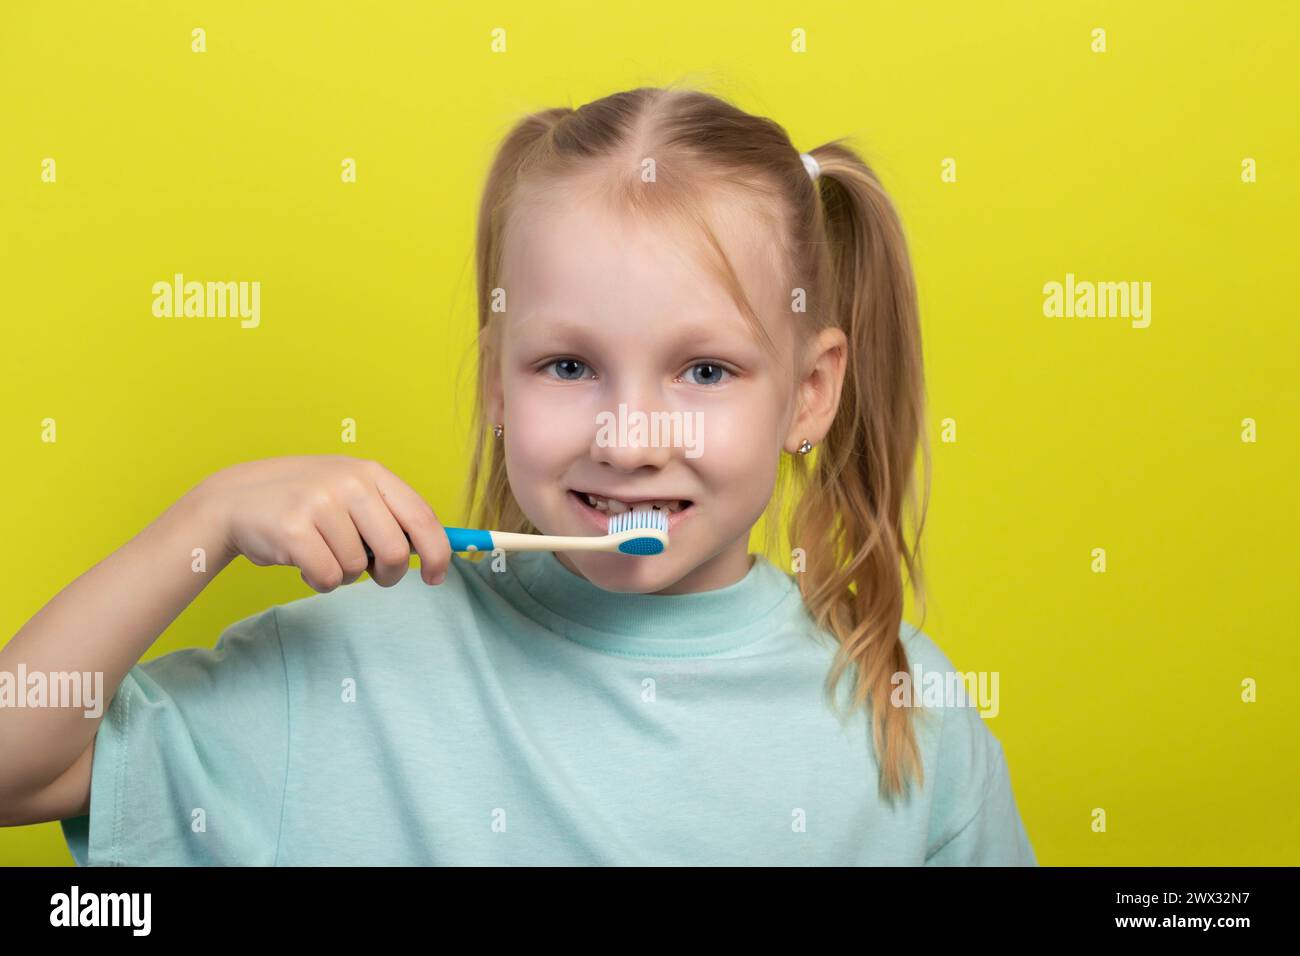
[800,152,821,181]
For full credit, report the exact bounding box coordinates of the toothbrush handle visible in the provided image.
[363,527,614,559]
[361,526,493,560]
[443,527,494,552]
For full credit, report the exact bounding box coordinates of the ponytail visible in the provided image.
[787,141,932,802]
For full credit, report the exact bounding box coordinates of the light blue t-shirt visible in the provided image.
[61,550,1037,865]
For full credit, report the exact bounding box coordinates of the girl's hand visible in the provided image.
[204,455,450,591]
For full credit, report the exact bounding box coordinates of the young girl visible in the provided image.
[1,86,1036,866]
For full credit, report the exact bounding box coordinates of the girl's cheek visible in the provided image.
[698,401,783,496]
[696,400,763,457]
[507,387,593,463]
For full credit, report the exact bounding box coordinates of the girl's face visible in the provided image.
[489,186,822,595]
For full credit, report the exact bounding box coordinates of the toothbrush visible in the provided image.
[362,507,670,560]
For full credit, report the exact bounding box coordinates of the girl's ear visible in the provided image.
[784,327,847,452]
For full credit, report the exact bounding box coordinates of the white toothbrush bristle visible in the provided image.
[606,507,670,535]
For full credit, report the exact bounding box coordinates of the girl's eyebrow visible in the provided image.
[517,316,754,352]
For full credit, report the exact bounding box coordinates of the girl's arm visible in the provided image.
[0,455,451,827]
[0,480,234,825]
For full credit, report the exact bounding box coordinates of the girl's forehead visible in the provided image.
[500,185,789,332]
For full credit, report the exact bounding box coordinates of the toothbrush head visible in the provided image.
[606,508,670,555]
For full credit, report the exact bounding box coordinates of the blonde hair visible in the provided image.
[461,85,932,802]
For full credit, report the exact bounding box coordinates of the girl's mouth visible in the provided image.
[567,489,695,535]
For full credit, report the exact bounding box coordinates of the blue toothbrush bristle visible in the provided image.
[608,507,669,555]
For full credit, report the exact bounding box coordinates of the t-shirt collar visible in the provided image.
[478,549,806,657]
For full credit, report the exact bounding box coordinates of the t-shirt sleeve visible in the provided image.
[923,701,1038,867]
[59,606,289,866]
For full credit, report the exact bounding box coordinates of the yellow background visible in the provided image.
[2,0,1297,865]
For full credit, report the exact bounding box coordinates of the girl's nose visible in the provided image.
[590,403,676,471]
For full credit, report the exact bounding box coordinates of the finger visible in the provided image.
[313,505,369,587]
[349,491,412,588]
[288,526,345,593]
[373,473,451,585]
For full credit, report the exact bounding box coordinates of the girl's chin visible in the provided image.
[557,550,673,582]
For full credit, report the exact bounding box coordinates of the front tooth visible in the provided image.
[587,494,684,513]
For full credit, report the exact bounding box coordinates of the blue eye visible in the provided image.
[545,359,591,381]
[683,363,731,386]
[540,358,733,385]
